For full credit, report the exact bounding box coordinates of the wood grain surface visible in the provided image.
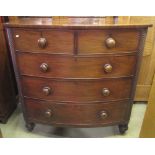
[78,29,140,53]
[13,29,74,53]
[16,53,137,78]
[25,98,129,127]
[21,76,132,102]
[5,17,149,131]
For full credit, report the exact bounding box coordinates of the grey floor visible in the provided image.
[0,102,146,138]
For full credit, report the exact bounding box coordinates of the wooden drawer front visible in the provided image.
[25,98,129,126]
[17,53,137,78]
[22,77,132,102]
[78,30,140,54]
[12,29,74,53]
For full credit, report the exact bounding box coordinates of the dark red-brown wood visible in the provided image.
[78,29,140,53]
[4,17,152,29]
[25,98,129,127]
[4,17,150,134]
[13,29,74,53]
[21,76,132,102]
[16,52,137,78]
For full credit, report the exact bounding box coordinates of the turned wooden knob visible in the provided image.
[43,87,52,96]
[45,109,52,118]
[100,111,108,119]
[102,88,110,96]
[40,63,48,72]
[104,64,112,73]
[38,38,47,49]
[105,37,116,48]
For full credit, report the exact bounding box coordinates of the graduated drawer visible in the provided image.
[12,29,74,53]
[78,29,140,54]
[17,53,137,78]
[21,77,132,102]
[25,98,129,127]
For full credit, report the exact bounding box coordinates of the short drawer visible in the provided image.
[12,29,74,53]
[78,29,140,54]
[25,98,129,126]
[17,53,137,78]
[21,77,132,102]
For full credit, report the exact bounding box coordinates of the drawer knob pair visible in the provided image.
[45,110,108,119]
[43,87,52,96]
[102,88,110,96]
[38,38,47,49]
[104,64,112,73]
[105,37,116,48]
[45,109,52,118]
[38,37,115,49]
[100,111,108,119]
[40,63,48,72]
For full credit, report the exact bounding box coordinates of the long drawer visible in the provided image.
[25,98,129,127]
[21,77,132,102]
[17,53,137,78]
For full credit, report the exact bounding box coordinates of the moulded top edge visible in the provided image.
[4,17,152,29]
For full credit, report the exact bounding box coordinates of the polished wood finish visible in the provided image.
[13,29,74,53]
[0,17,17,123]
[4,17,151,29]
[21,77,132,102]
[78,29,140,53]
[102,88,110,96]
[38,37,47,49]
[10,16,155,101]
[40,63,49,72]
[42,86,52,96]
[25,98,129,127]
[105,37,116,48]
[5,17,149,134]
[104,64,113,73]
[16,53,137,78]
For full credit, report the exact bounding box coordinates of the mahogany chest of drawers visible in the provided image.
[5,18,150,134]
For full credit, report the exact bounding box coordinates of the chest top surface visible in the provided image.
[4,17,151,29]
